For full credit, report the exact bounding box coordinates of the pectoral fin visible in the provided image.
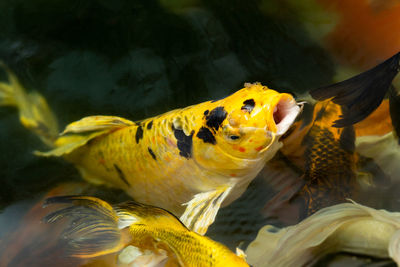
[35,115,134,157]
[180,187,232,235]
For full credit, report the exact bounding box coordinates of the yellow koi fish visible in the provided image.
[44,195,249,267]
[0,64,300,234]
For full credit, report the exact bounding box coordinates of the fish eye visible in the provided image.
[229,135,240,140]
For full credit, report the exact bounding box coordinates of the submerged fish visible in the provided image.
[263,52,400,219]
[0,65,300,234]
[280,100,358,217]
[44,195,249,267]
[247,201,400,267]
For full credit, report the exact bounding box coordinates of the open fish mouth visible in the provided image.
[272,95,301,136]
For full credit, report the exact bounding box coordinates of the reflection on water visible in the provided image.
[0,0,400,266]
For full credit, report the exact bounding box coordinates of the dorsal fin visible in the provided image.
[36,115,134,157]
[61,115,134,135]
[310,52,400,127]
[114,201,187,230]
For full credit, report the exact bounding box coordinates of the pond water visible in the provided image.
[0,0,399,266]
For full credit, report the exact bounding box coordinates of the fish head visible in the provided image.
[194,83,301,164]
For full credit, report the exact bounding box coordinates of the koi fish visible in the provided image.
[263,52,400,219]
[247,201,400,267]
[0,64,300,234]
[43,195,249,267]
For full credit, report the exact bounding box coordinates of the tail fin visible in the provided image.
[0,62,59,146]
[43,196,124,258]
[43,196,186,259]
[310,52,400,127]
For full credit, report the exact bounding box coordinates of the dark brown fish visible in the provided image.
[264,52,400,220]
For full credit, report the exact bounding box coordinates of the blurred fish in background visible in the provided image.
[261,52,400,225]
[247,201,400,267]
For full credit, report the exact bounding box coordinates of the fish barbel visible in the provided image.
[0,65,300,234]
[44,195,249,267]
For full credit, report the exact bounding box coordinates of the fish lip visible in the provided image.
[273,96,301,136]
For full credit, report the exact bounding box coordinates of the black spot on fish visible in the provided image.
[204,110,209,116]
[147,121,153,130]
[135,124,143,144]
[114,164,130,186]
[173,126,194,159]
[205,106,227,131]
[148,147,157,160]
[241,99,255,113]
[197,127,216,145]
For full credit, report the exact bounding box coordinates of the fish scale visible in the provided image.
[291,102,358,217]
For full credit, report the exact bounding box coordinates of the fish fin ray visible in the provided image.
[34,129,109,157]
[180,187,232,235]
[61,115,134,135]
[44,195,124,258]
[114,201,187,230]
[310,52,400,127]
[35,115,135,157]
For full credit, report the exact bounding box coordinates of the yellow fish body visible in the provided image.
[44,195,249,267]
[0,66,300,234]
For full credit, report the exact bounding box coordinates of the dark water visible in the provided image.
[0,0,398,266]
